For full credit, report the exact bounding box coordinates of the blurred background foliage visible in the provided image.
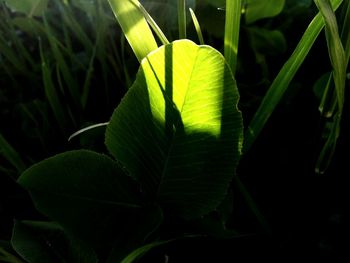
[1,0,349,261]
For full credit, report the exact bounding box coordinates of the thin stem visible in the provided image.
[178,0,186,39]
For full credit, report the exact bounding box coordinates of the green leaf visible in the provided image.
[108,0,158,62]
[247,28,287,55]
[314,0,347,173]
[245,0,285,24]
[224,0,242,74]
[315,0,346,112]
[340,0,350,61]
[11,221,97,263]
[178,0,186,39]
[105,39,243,219]
[4,0,48,17]
[17,150,142,246]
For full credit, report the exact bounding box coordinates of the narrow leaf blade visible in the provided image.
[244,0,343,152]
[108,0,158,62]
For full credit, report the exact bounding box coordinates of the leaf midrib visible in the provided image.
[156,44,200,198]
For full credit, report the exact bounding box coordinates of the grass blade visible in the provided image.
[0,134,26,175]
[132,0,169,45]
[39,39,69,134]
[68,122,109,141]
[244,0,344,153]
[178,0,186,39]
[0,247,24,263]
[43,15,81,110]
[0,36,26,73]
[315,115,341,174]
[189,8,204,45]
[318,73,337,117]
[318,0,349,117]
[81,45,97,109]
[54,0,93,51]
[108,0,158,62]
[314,0,347,174]
[340,0,350,62]
[315,0,346,112]
[224,0,242,74]
[0,5,36,71]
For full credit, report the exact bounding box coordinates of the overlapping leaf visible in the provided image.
[245,0,285,24]
[17,150,141,245]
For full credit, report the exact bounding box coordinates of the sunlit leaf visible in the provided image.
[224,0,242,74]
[108,0,158,62]
[105,39,243,219]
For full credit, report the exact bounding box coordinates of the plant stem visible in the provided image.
[224,0,242,74]
[178,0,186,39]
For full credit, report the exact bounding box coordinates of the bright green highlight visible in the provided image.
[144,41,223,136]
[108,0,158,62]
[106,40,243,219]
[224,0,242,74]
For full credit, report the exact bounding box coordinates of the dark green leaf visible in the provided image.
[245,0,285,24]
[247,28,287,55]
[17,150,141,246]
[11,221,97,263]
[106,205,163,263]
